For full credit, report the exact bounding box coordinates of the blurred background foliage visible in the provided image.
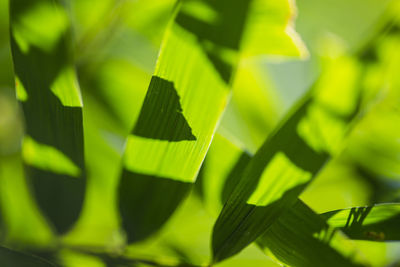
[1,0,400,266]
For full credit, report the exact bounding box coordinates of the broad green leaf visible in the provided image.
[118,0,306,244]
[0,245,56,266]
[300,158,372,213]
[212,53,361,262]
[9,0,85,234]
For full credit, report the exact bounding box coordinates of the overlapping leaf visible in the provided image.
[211,53,361,262]
[202,134,399,267]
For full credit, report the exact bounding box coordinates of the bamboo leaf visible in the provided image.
[240,0,308,58]
[202,133,399,267]
[211,54,361,262]
[201,135,361,267]
[118,0,305,244]
[322,204,400,241]
[9,0,85,234]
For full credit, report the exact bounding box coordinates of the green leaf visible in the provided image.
[201,131,355,266]
[118,0,306,244]
[202,129,400,267]
[240,0,308,58]
[322,204,400,241]
[9,0,85,234]
[201,133,364,267]
[0,154,53,245]
[0,245,56,267]
[211,54,362,262]
[257,200,363,267]
[117,0,246,243]
[202,130,400,266]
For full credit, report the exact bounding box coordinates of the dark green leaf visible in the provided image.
[9,0,85,233]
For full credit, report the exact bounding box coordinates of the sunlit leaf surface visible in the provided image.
[118,0,305,243]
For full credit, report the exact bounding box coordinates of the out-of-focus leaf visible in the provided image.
[240,0,308,58]
[63,0,161,248]
[219,60,282,153]
[117,0,243,243]
[118,0,306,244]
[0,0,13,88]
[0,245,56,266]
[9,0,85,234]
[212,53,361,262]
[122,0,176,47]
[0,155,53,246]
[347,33,400,183]
[300,158,373,213]
[59,250,106,267]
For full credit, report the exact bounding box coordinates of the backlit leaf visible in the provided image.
[9,0,85,234]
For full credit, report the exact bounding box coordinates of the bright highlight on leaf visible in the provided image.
[50,67,83,107]
[22,136,81,177]
[247,152,311,206]
[15,76,28,101]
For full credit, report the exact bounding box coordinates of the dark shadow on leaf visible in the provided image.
[26,167,85,234]
[175,0,252,83]
[0,246,57,267]
[259,200,361,267]
[133,76,196,142]
[118,169,191,243]
[221,152,251,204]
